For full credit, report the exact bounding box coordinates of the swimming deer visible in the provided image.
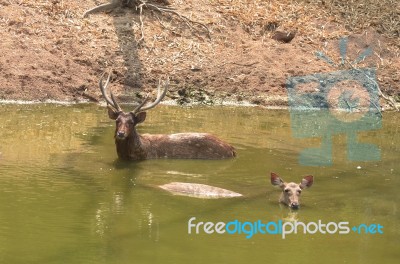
[99,72,236,161]
[270,172,313,209]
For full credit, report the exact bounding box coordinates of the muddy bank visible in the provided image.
[0,1,399,108]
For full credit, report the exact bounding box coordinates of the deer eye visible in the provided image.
[297,190,302,194]
[284,189,290,193]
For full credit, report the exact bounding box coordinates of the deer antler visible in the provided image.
[131,77,169,114]
[99,71,122,112]
[99,70,168,114]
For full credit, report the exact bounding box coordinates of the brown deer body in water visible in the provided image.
[99,72,236,161]
[270,172,314,209]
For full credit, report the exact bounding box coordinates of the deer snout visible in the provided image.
[116,131,126,139]
[290,202,299,209]
[288,196,300,209]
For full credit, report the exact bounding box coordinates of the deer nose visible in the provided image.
[290,202,299,209]
[116,131,125,139]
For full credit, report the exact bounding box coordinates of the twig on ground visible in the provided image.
[137,2,145,43]
[215,61,259,68]
[83,1,119,18]
[231,61,259,67]
[81,91,100,102]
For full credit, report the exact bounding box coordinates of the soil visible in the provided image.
[0,0,399,108]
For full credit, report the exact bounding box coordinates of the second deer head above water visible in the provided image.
[271,172,314,209]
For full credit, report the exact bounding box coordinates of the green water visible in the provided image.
[0,104,399,264]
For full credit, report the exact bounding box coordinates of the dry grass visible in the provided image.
[211,0,399,104]
[214,0,399,46]
[317,0,399,38]
[8,0,398,49]
[1,0,398,105]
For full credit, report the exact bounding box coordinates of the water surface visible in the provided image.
[0,104,398,264]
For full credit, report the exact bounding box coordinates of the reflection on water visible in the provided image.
[0,104,399,264]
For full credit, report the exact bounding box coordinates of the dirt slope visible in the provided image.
[0,0,398,107]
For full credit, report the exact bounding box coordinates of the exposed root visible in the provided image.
[83,0,210,42]
[144,3,211,40]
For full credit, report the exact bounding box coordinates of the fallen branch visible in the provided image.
[83,0,210,42]
[83,1,120,18]
[137,2,145,42]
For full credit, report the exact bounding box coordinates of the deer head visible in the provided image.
[270,172,314,209]
[99,71,168,140]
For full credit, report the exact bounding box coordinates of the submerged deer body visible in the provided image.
[159,182,242,199]
[270,172,314,209]
[99,72,236,161]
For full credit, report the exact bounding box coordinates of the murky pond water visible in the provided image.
[0,104,399,264]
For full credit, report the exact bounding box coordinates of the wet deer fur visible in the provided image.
[99,72,236,161]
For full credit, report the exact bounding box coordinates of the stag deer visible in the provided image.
[99,72,236,161]
[270,172,314,209]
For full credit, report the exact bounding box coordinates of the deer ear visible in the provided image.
[300,175,313,189]
[135,112,147,124]
[107,105,119,120]
[271,172,284,187]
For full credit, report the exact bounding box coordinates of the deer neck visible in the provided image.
[115,129,147,160]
